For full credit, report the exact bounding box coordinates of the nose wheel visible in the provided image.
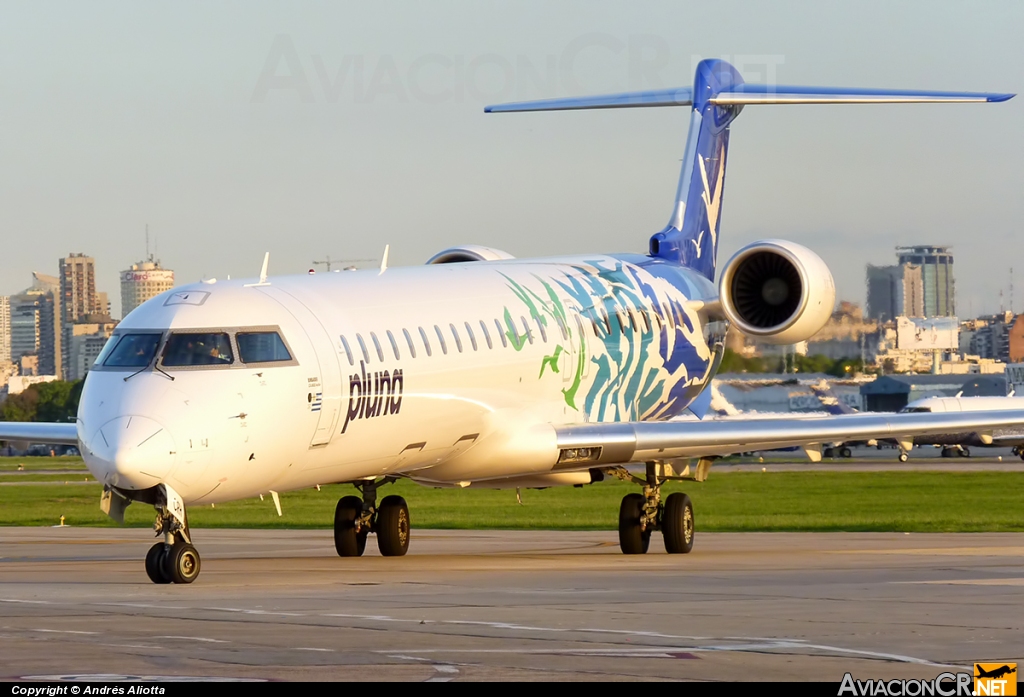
[144,483,201,584]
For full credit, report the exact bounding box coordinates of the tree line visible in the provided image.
[718,349,867,377]
[0,381,83,423]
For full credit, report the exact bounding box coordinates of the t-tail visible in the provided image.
[486,60,1012,280]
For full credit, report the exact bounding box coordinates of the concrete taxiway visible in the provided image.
[1,528,1021,681]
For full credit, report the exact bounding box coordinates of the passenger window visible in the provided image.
[162,333,233,367]
[615,312,626,334]
[521,316,534,344]
[339,335,355,365]
[555,314,568,340]
[102,333,161,368]
[449,323,463,353]
[494,319,508,348]
[600,308,612,335]
[386,330,400,360]
[237,332,292,363]
[370,332,385,362]
[626,310,637,332]
[479,320,493,349]
[640,310,651,333]
[573,314,586,340]
[356,334,370,363]
[535,316,547,343]
[402,328,417,359]
[464,322,478,351]
[418,327,432,357]
[434,325,448,355]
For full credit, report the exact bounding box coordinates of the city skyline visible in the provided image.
[1,3,1022,317]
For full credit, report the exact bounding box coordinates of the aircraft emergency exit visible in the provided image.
[1,60,1018,584]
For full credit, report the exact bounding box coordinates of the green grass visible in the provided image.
[2,471,1022,532]
[0,456,88,472]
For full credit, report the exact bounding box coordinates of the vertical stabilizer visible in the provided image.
[649,60,743,280]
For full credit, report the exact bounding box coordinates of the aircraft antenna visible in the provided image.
[379,244,390,275]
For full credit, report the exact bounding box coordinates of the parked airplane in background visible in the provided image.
[1,60,1018,584]
[898,395,1024,459]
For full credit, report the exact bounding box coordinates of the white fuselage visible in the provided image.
[78,255,718,504]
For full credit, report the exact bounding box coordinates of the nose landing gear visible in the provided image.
[333,477,410,557]
[143,483,201,584]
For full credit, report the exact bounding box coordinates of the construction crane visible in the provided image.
[312,255,376,272]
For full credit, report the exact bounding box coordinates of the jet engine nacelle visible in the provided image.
[426,245,516,264]
[718,239,835,345]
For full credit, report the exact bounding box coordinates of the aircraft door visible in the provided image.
[258,287,343,448]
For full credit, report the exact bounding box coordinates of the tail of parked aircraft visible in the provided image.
[486,61,1012,281]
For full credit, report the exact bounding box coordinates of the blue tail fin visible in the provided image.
[485,63,1012,281]
[648,60,741,280]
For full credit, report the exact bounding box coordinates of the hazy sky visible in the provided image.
[1,1,1021,319]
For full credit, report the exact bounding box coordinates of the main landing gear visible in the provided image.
[144,486,201,584]
[334,477,410,557]
[615,463,695,555]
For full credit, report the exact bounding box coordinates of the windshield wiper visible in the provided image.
[123,363,175,382]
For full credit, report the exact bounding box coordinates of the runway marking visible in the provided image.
[897,578,1024,586]
[32,629,98,635]
[373,642,965,668]
[830,547,1024,557]
[295,647,333,652]
[155,635,230,643]
[426,664,459,682]
[0,599,49,604]
[0,597,974,669]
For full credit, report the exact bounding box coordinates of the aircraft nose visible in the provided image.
[83,416,177,490]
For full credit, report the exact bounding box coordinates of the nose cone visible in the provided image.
[82,416,177,490]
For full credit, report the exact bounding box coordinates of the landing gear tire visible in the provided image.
[823,447,835,459]
[662,493,694,554]
[376,495,410,557]
[163,542,201,584]
[145,542,171,584]
[618,493,651,555]
[898,451,909,463]
[839,447,852,459]
[334,496,368,557]
[958,447,970,458]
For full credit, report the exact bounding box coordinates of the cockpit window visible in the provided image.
[102,333,162,368]
[162,333,234,366]
[237,332,292,363]
[900,406,932,413]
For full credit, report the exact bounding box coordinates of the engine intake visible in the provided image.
[427,245,515,264]
[718,240,835,345]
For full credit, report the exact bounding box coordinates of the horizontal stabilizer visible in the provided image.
[484,87,693,113]
[486,85,1013,113]
[711,84,1014,105]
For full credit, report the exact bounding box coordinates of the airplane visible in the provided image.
[1,59,1020,584]
[898,395,1024,459]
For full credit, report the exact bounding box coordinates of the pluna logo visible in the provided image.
[341,361,404,433]
[975,664,1017,696]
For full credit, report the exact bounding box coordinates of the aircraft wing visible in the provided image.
[0,422,79,446]
[553,410,1024,465]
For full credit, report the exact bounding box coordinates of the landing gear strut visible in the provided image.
[144,485,201,584]
[334,478,410,557]
[615,463,695,555]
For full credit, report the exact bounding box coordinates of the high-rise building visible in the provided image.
[0,296,10,363]
[866,263,924,323]
[60,253,105,379]
[31,272,61,378]
[66,318,117,381]
[121,260,175,317]
[9,290,57,375]
[896,245,955,317]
